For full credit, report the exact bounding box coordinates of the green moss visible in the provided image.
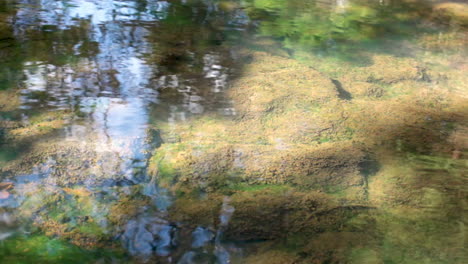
[108,191,151,225]
[148,144,187,186]
[348,248,382,264]
[0,235,121,264]
[377,210,463,264]
[318,137,332,144]
[75,222,105,238]
[224,183,290,193]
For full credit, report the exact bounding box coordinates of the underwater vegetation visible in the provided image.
[0,0,467,263]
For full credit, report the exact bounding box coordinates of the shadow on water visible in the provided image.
[0,0,467,263]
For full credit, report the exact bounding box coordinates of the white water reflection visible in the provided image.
[204,53,229,93]
[21,55,155,182]
[19,0,160,181]
[18,0,237,118]
[33,0,171,28]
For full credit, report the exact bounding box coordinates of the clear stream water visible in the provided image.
[0,0,467,263]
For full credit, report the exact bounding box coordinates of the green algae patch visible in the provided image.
[10,185,152,250]
[16,187,109,248]
[169,193,224,227]
[148,145,181,187]
[0,235,120,264]
[223,183,289,194]
[108,191,152,226]
[372,208,465,264]
[8,184,159,256]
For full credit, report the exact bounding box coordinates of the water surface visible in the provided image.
[0,0,467,263]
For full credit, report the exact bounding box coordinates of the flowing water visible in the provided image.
[0,0,467,263]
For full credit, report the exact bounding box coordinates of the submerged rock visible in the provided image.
[169,188,373,242]
[229,51,339,118]
[149,51,370,199]
[432,2,468,26]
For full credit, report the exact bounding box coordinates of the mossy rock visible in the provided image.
[169,188,373,242]
[152,141,368,195]
[229,51,339,118]
[432,2,468,26]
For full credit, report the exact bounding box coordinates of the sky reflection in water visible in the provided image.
[2,0,245,262]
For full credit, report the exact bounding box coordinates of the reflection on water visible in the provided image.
[0,0,467,263]
[12,0,241,184]
[1,0,248,262]
[14,0,239,116]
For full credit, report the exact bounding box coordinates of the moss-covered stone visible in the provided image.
[148,51,372,199]
[432,2,468,26]
[169,187,374,242]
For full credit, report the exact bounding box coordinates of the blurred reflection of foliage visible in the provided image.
[0,1,21,91]
[146,0,247,73]
[242,0,434,60]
